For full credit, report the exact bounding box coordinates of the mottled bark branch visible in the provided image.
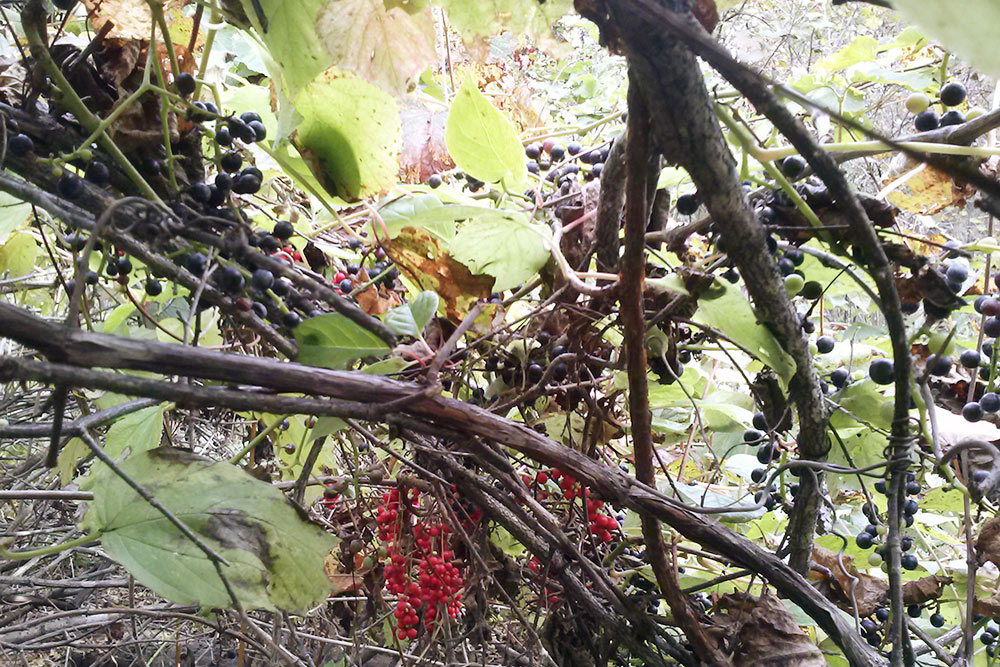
[621,80,730,665]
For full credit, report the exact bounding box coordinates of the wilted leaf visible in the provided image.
[809,545,887,617]
[885,164,964,215]
[716,593,826,666]
[83,0,183,41]
[315,0,436,96]
[398,103,452,183]
[82,448,336,612]
[976,517,1000,567]
[902,575,952,606]
[384,226,494,322]
[323,552,366,594]
[294,312,392,369]
[936,409,1000,449]
[293,68,401,201]
[974,590,1000,617]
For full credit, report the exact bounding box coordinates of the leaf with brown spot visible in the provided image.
[384,226,494,323]
[715,593,826,666]
[902,575,952,606]
[885,162,971,215]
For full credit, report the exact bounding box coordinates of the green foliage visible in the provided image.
[448,211,551,292]
[83,448,336,611]
[384,290,439,337]
[293,69,401,200]
[295,313,392,369]
[444,77,527,189]
[104,405,166,458]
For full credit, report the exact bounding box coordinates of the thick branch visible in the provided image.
[595,0,829,574]
[621,80,730,665]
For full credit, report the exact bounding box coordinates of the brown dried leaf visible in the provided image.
[902,575,952,606]
[809,545,887,617]
[397,102,452,184]
[977,517,1000,567]
[692,0,719,32]
[83,0,185,42]
[323,552,366,595]
[885,164,967,215]
[353,267,401,316]
[974,590,1000,617]
[716,593,826,666]
[383,227,494,323]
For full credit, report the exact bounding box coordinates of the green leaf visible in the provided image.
[315,0,436,96]
[293,68,401,201]
[0,191,32,244]
[104,405,166,458]
[104,301,138,334]
[693,280,796,384]
[294,313,391,369]
[383,290,439,337]
[237,0,328,97]
[449,211,551,292]
[892,0,1000,77]
[310,417,347,440]
[814,35,877,71]
[0,231,38,277]
[379,195,492,241]
[83,448,336,612]
[434,0,572,54]
[444,77,526,189]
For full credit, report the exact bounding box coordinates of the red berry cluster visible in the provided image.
[272,243,302,264]
[529,468,619,543]
[586,497,617,542]
[376,487,467,641]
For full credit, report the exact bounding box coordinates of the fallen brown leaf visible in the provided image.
[716,593,826,666]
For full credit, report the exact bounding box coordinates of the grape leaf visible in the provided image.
[444,77,526,189]
[82,447,335,612]
[293,68,400,201]
[693,281,796,383]
[315,0,436,96]
[383,290,439,337]
[294,313,392,369]
[448,211,551,292]
[892,1,1000,77]
[236,0,329,97]
[434,0,572,57]
[104,405,166,457]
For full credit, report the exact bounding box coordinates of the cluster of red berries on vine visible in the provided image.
[376,487,468,641]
